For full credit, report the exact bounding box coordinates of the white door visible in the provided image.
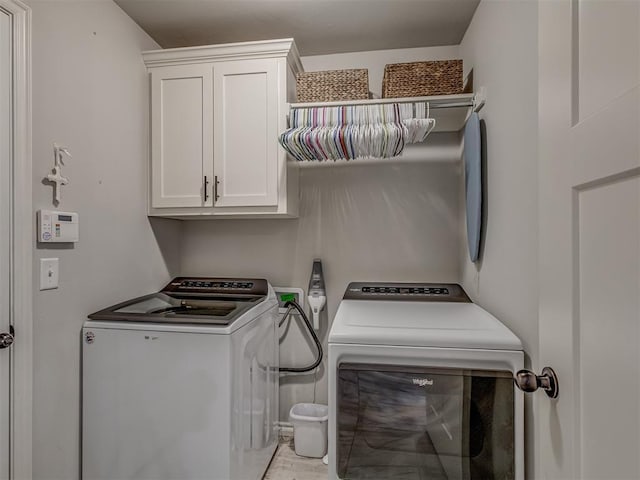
[0,7,12,480]
[150,64,214,208]
[213,59,279,207]
[538,2,640,479]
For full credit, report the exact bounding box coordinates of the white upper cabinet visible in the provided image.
[151,64,214,208]
[213,59,279,207]
[143,39,302,219]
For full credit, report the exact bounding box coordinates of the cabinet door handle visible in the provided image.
[203,176,209,202]
[214,175,220,202]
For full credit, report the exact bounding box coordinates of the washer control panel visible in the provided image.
[162,277,268,296]
[344,282,470,302]
[178,280,254,290]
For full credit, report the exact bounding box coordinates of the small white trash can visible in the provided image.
[289,403,329,458]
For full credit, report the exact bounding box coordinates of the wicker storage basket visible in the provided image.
[296,69,369,102]
[382,60,463,98]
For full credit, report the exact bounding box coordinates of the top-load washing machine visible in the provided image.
[328,282,524,480]
[82,277,279,480]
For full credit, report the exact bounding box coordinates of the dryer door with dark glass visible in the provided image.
[336,364,515,480]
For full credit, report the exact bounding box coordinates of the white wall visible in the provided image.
[459,1,538,478]
[28,1,181,478]
[180,46,464,421]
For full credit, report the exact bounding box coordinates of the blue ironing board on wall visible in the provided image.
[464,112,482,263]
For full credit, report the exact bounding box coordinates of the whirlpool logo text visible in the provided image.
[412,378,434,387]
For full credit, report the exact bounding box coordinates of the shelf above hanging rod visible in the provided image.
[288,93,479,133]
[289,92,475,109]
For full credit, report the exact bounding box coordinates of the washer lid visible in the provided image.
[87,292,265,325]
[87,277,269,326]
[330,300,522,351]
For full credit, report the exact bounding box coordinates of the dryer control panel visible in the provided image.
[343,282,470,302]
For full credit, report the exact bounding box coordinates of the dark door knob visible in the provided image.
[0,332,14,349]
[514,367,559,398]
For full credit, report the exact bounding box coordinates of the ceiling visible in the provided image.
[115,0,480,56]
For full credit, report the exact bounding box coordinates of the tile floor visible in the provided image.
[263,437,328,480]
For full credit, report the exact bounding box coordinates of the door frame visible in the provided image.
[0,0,32,478]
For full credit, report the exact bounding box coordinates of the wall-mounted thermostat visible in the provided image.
[37,210,79,243]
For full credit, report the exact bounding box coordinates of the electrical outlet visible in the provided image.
[40,258,59,290]
[273,287,305,313]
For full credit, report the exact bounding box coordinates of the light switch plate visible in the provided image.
[40,258,59,290]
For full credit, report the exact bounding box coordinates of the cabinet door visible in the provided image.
[213,59,279,207]
[151,65,214,208]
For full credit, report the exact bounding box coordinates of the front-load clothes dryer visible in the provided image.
[82,277,279,480]
[328,282,524,480]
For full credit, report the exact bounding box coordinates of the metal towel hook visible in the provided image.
[514,367,559,399]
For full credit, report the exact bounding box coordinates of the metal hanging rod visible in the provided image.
[289,92,482,111]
